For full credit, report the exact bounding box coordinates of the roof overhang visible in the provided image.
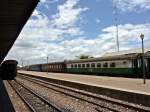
[0,0,39,64]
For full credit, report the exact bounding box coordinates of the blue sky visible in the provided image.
[6,0,150,65]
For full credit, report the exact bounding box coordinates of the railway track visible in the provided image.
[8,80,63,112]
[17,74,150,112]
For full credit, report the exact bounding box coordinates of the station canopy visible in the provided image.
[0,0,39,64]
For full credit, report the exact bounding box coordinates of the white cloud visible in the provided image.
[19,11,63,41]
[15,0,88,47]
[103,23,150,42]
[40,0,58,4]
[5,0,89,65]
[5,0,150,66]
[6,22,150,65]
[58,23,150,59]
[51,0,88,29]
[113,0,150,12]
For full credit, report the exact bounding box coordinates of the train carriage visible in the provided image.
[41,62,65,73]
[22,48,150,78]
[142,51,150,76]
[28,64,42,71]
[65,54,139,77]
[65,51,150,78]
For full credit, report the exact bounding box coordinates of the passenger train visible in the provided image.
[22,49,150,78]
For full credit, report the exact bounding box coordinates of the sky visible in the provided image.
[5,0,150,66]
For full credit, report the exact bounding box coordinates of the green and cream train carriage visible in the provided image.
[65,49,150,78]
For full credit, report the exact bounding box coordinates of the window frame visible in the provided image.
[110,62,116,68]
[86,63,90,68]
[91,63,95,68]
[103,63,108,68]
[78,64,81,68]
[74,64,77,68]
[82,64,85,68]
[71,64,74,68]
[97,63,101,68]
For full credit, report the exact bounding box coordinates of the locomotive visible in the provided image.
[0,60,18,80]
[23,49,150,78]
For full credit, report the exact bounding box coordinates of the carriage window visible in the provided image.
[75,64,77,68]
[97,63,101,68]
[103,63,108,68]
[91,63,95,68]
[86,63,90,68]
[78,64,81,68]
[82,64,85,68]
[123,61,127,64]
[71,64,73,68]
[110,62,115,67]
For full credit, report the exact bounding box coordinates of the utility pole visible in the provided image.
[21,59,23,67]
[140,34,146,84]
[114,1,119,52]
[47,56,49,73]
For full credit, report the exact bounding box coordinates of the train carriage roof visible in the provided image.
[0,0,39,64]
[66,48,150,64]
[24,61,65,68]
[41,61,65,66]
[103,48,150,57]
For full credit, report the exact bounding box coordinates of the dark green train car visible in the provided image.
[65,52,150,78]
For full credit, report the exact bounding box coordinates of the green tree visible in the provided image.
[78,55,94,59]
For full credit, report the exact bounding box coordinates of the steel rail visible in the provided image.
[18,75,150,112]
[8,80,63,112]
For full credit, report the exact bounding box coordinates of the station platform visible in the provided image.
[18,70,150,107]
[18,70,150,95]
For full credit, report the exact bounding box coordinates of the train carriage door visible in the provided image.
[145,51,150,78]
[132,59,138,74]
[146,58,150,77]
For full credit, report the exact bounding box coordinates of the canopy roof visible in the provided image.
[0,0,39,64]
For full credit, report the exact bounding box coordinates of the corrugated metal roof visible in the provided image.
[0,0,39,63]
